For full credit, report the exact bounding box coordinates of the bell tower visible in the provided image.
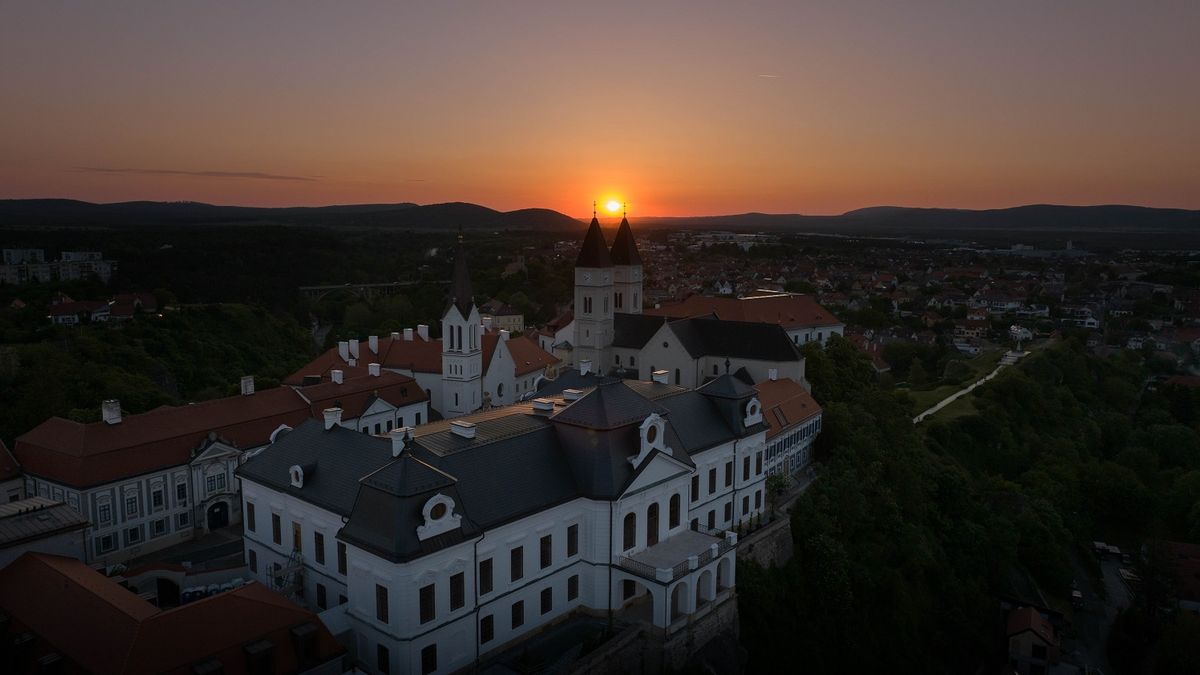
[573,204,614,371]
[610,205,643,315]
[441,234,482,417]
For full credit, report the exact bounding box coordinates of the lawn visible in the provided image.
[906,348,1007,414]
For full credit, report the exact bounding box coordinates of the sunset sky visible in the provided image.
[2,1,1197,217]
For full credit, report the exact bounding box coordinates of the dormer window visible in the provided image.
[417,494,462,541]
[744,397,763,427]
[630,413,667,468]
[289,465,304,489]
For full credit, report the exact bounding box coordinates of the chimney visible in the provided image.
[368,335,379,354]
[579,359,592,376]
[404,328,414,341]
[101,399,122,425]
[768,368,778,381]
[347,358,357,368]
[240,375,255,396]
[331,369,344,385]
[323,408,342,431]
[652,370,669,385]
[417,324,430,340]
[389,427,413,457]
[337,341,349,361]
[499,329,510,342]
[390,331,401,340]
[349,339,360,359]
[532,398,554,413]
[450,420,477,439]
[562,388,583,401]
[368,363,381,377]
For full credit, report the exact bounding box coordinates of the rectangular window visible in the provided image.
[375,584,389,623]
[725,461,733,487]
[568,574,579,601]
[176,482,187,505]
[292,522,302,552]
[420,645,437,675]
[480,558,493,594]
[691,475,699,501]
[151,518,167,537]
[314,532,325,565]
[708,467,716,493]
[451,572,465,610]
[722,501,732,522]
[755,451,763,475]
[755,490,762,510]
[248,549,258,573]
[316,583,327,610]
[419,583,435,624]
[480,615,494,643]
[540,534,552,569]
[246,502,255,532]
[511,547,523,582]
[176,511,190,528]
[743,456,750,481]
[125,494,138,516]
[377,644,390,675]
[337,542,347,575]
[272,514,281,545]
[511,600,524,628]
[567,524,579,557]
[541,587,552,615]
[707,510,715,529]
[151,489,164,509]
[97,502,112,524]
[98,534,116,554]
[743,495,750,515]
[126,526,142,545]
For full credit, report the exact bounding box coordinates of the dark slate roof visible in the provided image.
[576,217,612,268]
[612,313,668,349]
[669,317,801,362]
[551,380,668,430]
[609,217,642,266]
[236,420,394,516]
[732,366,756,386]
[448,241,474,317]
[0,498,89,549]
[697,373,756,400]
[535,368,615,395]
[244,377,765,562]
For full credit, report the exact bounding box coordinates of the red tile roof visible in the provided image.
[1006,606,1057,645]
[505,334,561,376]
[0,553,343,674]
[15,372,425,488]
[646,293,841,330]
[753,378,821,439]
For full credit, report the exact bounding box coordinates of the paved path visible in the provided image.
[912,351,1026,424]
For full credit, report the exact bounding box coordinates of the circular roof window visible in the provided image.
[430,502,447,520]
[646,425,658,444]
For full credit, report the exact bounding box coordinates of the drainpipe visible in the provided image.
[607,499,614,634]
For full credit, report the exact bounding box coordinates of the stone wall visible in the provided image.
[736,513,793,568]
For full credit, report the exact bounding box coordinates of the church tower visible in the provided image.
[573,205,614,372]
[441,235,482,417]
[610,207,643,315]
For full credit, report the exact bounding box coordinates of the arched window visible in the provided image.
[669,494,681,529]
[623,513,636,551]
[646,503,659,547]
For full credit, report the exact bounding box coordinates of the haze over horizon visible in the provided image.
[3,1,1198,217]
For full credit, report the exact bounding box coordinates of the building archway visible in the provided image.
[717,557,733,590]
[670,580,690,622]
[206,500,230,530]
[696,569,715,608]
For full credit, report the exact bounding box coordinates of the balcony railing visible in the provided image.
[615,529,737,584]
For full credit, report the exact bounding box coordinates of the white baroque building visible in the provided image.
[238,372,809,674]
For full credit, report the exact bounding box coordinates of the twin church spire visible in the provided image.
[576,205,641,269]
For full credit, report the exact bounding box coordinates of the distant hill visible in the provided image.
[0,199,582,231]
[635,204,1200,243]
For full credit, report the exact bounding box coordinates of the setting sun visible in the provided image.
[604,200,621,214]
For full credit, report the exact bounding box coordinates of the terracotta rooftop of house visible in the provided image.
[1006,606,1057,645]
[15,371,425,489]
[645,292,842,330]
[506,334,562,376]
[0,553,344,674]
[753,378,821,439]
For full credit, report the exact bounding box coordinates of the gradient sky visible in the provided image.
[2,1,1198,216]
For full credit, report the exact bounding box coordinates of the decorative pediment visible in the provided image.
[743,396,763,427]
[630,413,667,469]
[191,439,241,464]
[416,493,462,541]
